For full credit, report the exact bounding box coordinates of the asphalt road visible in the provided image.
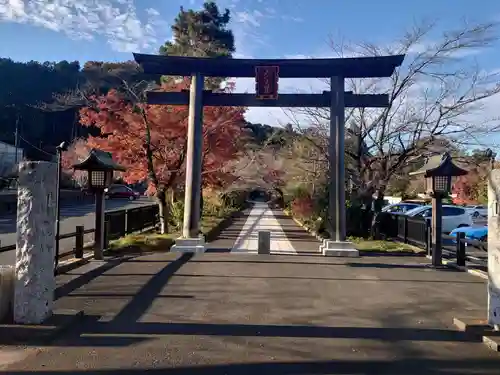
[0,197,155,265]
[4,253,497,373]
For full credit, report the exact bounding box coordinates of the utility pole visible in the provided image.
[14,115,20,166]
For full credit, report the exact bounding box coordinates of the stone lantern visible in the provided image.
[72,149,125,259]
[410,152,467,266]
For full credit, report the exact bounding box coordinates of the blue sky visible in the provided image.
[1,1,498,64]
[0,0,499,145]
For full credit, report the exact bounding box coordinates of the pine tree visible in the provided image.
[160,1,234,58]
[159,1,235,89]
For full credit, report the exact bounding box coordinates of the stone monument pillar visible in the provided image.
[14,161,57,324]
[488,169,500,329]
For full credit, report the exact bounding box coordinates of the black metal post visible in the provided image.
[75,225,84,258]
[403,217,408,243]
[426,220,432,256]
[456,231,466,267]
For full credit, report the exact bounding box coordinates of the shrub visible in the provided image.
[289,185,310,200]
[291,195,314,219]
[170,200,184,229]
[218,190,248,210]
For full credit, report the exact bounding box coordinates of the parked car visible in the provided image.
[381,202,422,214]
[104,185,140,200]
[449,225,488,250]
[403,205,473,233]
[465,205,488,218]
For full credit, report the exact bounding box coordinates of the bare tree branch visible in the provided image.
[288,19,500,197]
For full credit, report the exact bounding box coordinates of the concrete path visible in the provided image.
[2,252,499,374]
[207,202,321,255]
[230,202,297,255]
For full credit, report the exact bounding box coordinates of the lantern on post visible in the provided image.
[485,148,496,171]
[410,153,467,267]
[72,149,126,259]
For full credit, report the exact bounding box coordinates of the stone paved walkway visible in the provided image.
[206,202,321,255]
[2,204,500,374]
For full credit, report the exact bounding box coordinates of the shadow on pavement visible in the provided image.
[168,273,484,284]
[55,255,138,300]
[83,321,475,342]
[6,357,500,374]
[204,210,249,243]
[205,247,232,253]
[14,317,479,350]
[346,262,461,270]
[4,248,498,374]
[112,253,193,324]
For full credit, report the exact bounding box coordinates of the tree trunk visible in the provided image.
[348,186,375,238]
[170,189,175,206]
[200,189,204,216]
[156,188,169,234]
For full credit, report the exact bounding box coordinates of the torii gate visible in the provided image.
[133,53,405,255]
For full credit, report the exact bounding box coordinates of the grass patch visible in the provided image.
[348,237,425,254]
[108,233,176,255]
[107,208,239,255]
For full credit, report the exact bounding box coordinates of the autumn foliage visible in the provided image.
[63,80,246,196]
[291,195,314,218]
[452,168,487,205]
[262,169,286,189]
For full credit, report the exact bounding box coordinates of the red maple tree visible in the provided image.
[452,168,481,205]
[64,80,246,233]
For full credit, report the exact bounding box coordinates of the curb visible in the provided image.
[358,250,426,257]
[0,309,84,346]
[453,317,500,353]
[426,255,488,280]
[56,240,96,274]
[204,208,248,243]
[283,211,326,242]
[56,253,93,274]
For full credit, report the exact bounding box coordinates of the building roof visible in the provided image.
[410,153,468,177]
[0,140,20,149]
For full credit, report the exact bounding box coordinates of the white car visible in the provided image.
[466,205,487,218]
[404,205,473,233]
[382,202,422,214]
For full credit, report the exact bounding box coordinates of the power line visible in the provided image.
[18,135,55,157]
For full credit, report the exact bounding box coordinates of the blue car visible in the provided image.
[449,226,487,249]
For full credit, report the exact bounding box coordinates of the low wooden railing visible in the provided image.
[0,204,159,259]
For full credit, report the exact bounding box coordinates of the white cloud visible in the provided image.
[234,10,261,27]
[0,0,168,53]
[145,8,159,17]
